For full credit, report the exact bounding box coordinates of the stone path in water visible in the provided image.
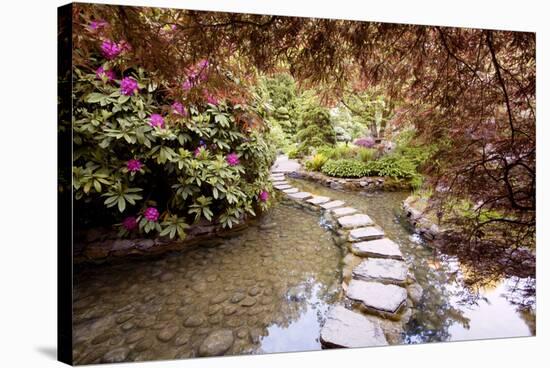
[270,156,420,348]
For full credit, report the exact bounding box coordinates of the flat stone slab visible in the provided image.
[320,200,346,210]
[337,214,375,229]
[351,238,403,260]
[349,227,385,242]
[306,196,331,205]
[331,207,358,217]
[352,258,408,285]
[346,280,407,316]
[320,305,388,348]
[287,192,313,200]
[271,155,301,173]
[282,188,299,194]
[272,180,289,185]
[274,184,293,190]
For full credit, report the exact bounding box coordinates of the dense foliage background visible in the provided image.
[70,4,535,250]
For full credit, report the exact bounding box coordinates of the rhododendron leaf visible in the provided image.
[117,197,126,212]
[85,93,105,103]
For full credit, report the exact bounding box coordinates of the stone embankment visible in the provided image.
[270,156,421,347]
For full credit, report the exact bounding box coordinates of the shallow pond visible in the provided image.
[73,204,342,364]
[289,178,536,343]
[72,178,535,364]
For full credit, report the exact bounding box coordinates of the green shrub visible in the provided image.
[321,159,369,178]
[287,148,299,159]
[357,147,377,163]
[305,154,328,171]
[72,66,275,240]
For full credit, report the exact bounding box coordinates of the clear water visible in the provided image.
[73,204,342,364]
[72,178,535,364]
[289,178,536,343]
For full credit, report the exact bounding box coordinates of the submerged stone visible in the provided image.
[349,227,385,241]
[331,207,358,217]
[337,214,374,229]
[352,258,408,285]
[198,329,234,356]
[320,305,388,348]
[346,280,407,316]
[321,200,346,210]
[350,238,403,260]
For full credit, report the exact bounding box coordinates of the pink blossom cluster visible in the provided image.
[144,207,160,222]
[100,40,122,59]
[122,216,137,231]
[120,77,139,96]
[181,59,210,91]
[89,20,107,31]
[96,66,116,82]
[259,190,269,202]
[126,159,142,172]
[149,114,165,128]
[172,102,188,116]
[226,153,240,166]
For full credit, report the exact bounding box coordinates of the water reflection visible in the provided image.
[288,178,535,343]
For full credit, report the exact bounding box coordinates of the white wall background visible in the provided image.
[0,0,547,367]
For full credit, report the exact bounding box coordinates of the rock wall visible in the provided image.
[291,170,411,192]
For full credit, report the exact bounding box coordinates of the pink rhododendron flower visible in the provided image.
[89,20,107,31]
[148,114,165,128]
[120,77,139,96]
[182,79,193,91]
[122,216,137,231]
[96,67,116,81]
[259,190,269,202]
[203,90,218,105]
[126,159,142,172]
[226,153,240,166]
[172,102,187,116]
[100,39,122,59]
[144,207,159,222]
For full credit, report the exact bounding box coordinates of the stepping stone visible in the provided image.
[287,192,313,200]
[282,188,299,194]
[351,238,403,260]
[331,207,358,217]
[270,176,285,181]
[270,174,285,179]
[320,305,388,348]
[272,180,289,185]
[349,227,385,242]
[274,184,292,190]
[352,258,408,285]
[306,196,331,205]
[346,280,407,318]
[337,214,374,229]
[320,200,345,210]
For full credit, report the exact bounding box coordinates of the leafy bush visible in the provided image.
[72,66,275,240]
[321,159,369,178]
[357,147,377,163]
[305,154,328,171]
[287,147,299,159]
[354,136,375,148]
[295,105,336,156]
